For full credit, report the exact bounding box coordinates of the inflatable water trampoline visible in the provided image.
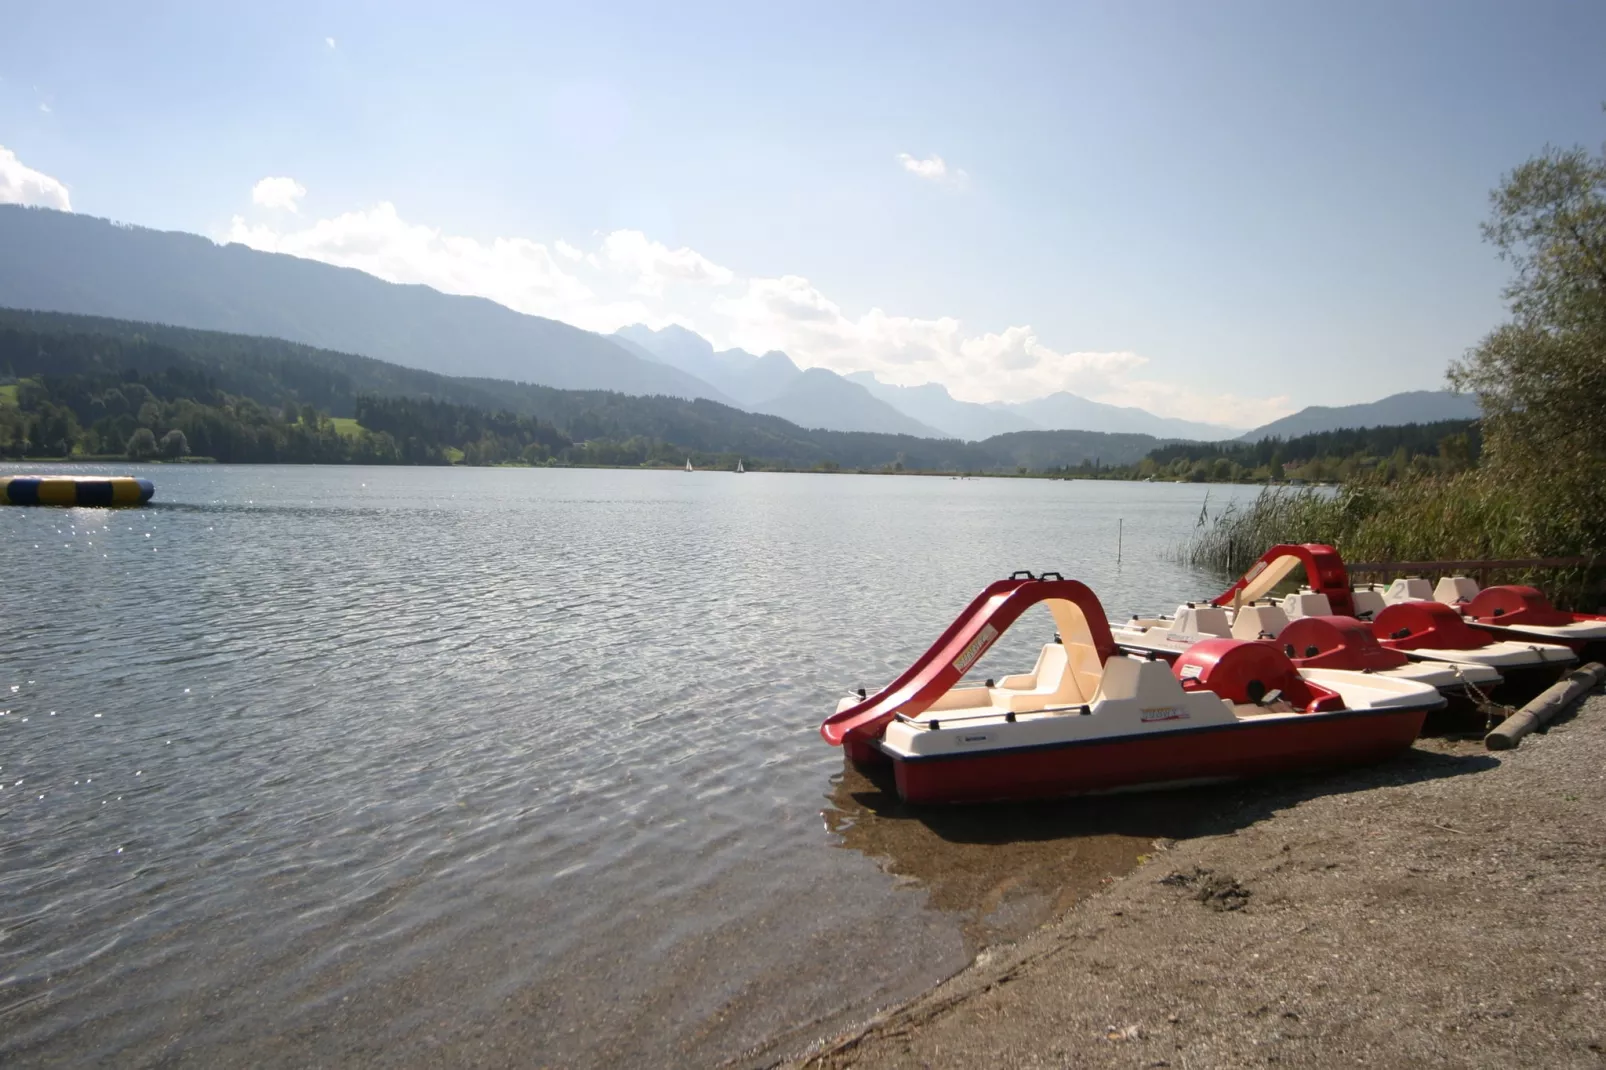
[1,475,155,507]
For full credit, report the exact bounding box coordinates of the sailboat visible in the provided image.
[735,459,745,474]
[685,458,693,472]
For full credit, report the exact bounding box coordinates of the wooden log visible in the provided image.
[1485,661,1606,751]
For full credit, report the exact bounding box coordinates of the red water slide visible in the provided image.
[820,575,1117,748]
[1211,543,1356,618]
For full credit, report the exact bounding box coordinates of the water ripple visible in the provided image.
[0,464,1256,1068]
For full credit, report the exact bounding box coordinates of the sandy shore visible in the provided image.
[782,694,1606,1069]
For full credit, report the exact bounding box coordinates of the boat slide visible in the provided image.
[819,573,1116,762]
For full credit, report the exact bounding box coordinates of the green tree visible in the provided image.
[1438,431,1472,472]
[126,427,159,460]
[159,428,190,459]
[1449,120,1606,545]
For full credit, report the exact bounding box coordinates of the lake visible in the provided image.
[0,464,1261,1067]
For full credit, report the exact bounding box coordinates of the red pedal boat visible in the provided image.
[1361,576,1606,654]
[821,574,1443,805]
[1212,545,1576,684]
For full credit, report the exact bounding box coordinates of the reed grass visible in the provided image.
[1181,472,1606,609]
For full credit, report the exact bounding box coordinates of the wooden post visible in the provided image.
[1485,662,1605,750]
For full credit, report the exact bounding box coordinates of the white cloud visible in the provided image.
[710,278,1151,405]
[897,152,969,190]
[326,37,336,49]
[38,102,51,114]
[227,185,1292,423]
[0,145,71,210]
[251,176,307,213]
[600,229,734,295]
[226,202,649,332]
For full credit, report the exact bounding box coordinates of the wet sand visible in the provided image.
[785,694,1606,1069]
[820,763,1232,954]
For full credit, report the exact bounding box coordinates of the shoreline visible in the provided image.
[776,695,1606,1069]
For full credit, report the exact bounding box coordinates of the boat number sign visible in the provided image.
[952,624,999,675]
[1141,706,1190,723]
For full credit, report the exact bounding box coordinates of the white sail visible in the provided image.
[685,458,693,472]
[736,459,745,473]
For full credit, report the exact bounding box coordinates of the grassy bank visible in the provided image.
[1182,473,1604,609]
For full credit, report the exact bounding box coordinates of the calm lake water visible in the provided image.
[0,465,1260,1068]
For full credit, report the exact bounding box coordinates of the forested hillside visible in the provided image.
[0,309,1167,470]
[0,206,729,402]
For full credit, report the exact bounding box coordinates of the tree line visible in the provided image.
[0,311,1167,471]
[0,308,1483,479]
[1049,419,1482,484]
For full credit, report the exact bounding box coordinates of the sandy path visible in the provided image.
[785,695,1606,1069]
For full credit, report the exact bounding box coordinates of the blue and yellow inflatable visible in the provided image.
[1,475,155,507]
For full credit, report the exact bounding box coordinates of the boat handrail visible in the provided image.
[894,702,1093,729]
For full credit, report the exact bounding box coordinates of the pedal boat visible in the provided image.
[820,574,1443,805]
[1215,544,1577,692]
[1360,576,1606,654]
[1112,600,1502,699]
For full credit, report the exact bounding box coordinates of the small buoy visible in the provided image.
[1,476,154,507]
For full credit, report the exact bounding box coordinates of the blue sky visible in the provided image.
[2,1,1603,423]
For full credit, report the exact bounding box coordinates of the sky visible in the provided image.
[2,1,1604,425]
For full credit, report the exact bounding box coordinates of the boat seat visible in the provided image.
[1280,591,1333,619]
[991,643,1092,713]
[1383,578,1434,605]
[924,686,995,712]
[1166,605,1232,641]
[994,643,1063,691]
[1435,576,1479,605]
[1094,654,1185,705]
[1350,589,1386,620]
[1231,604,1289,641]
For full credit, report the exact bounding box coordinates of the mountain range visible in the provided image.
[0,205,1475,445]
[0,306,1173,471]
[613,324,946,437]
[615,324,1246,441]
[1241,390,1481,440]
[0,205,731,403]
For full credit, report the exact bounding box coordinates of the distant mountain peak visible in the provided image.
[755,367,950,438]
[846,371,1243,442]
[615,322,716,361]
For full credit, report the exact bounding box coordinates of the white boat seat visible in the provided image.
[1383,578,1433,604]
[991,643,1092,713]
[1232,604,1289,640]
[1166,605,1232,642]
[1093,655,1198,708]
[1435,576,1479,605]
[1350,589,1386,620]
[925,686,995,712]
[1280,591,1333,619]
[994,642,1064,691]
